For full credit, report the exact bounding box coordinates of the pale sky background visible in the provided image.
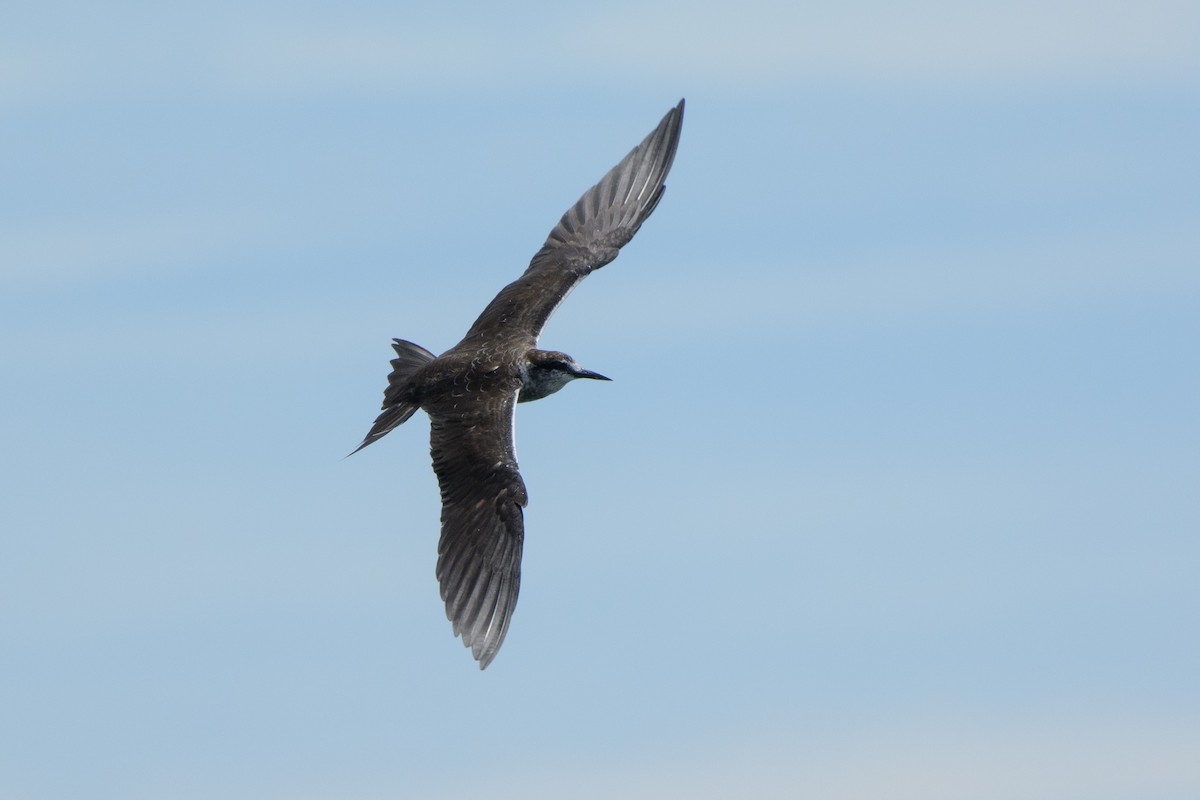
[3,2,1199,798]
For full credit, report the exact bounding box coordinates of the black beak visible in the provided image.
[577,369,612,382]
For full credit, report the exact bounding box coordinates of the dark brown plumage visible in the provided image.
[352,100,684,668]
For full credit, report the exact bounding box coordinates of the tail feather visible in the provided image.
[349,339,436,455]
[383,339,437,405]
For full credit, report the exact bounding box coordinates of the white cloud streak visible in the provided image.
[2,0,1196,108]
[0,211,263,289]
[618,719,1200,800]
[442,716,1200,800]
[154,714,1199,800]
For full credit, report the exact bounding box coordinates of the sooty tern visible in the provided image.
[352,100,684,668]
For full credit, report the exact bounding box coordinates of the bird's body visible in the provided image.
[353,100,684,668]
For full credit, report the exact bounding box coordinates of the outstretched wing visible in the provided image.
[462,99,685,346]
[428,390,527,669]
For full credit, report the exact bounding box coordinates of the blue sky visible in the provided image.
[3,2,1199,798]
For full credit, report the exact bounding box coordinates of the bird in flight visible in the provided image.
[352,100,684,668]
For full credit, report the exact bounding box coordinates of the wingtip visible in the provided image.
[476,650,497,670]
[668,98,685,125]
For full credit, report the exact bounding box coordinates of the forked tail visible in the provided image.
[349,339,436,455]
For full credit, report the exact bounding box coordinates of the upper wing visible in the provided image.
[428,390,527,669]
[462,99,685,346]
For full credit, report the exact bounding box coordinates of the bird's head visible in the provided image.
[519,349,611,403]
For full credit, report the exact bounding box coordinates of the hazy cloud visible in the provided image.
[3,0,1196,107]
